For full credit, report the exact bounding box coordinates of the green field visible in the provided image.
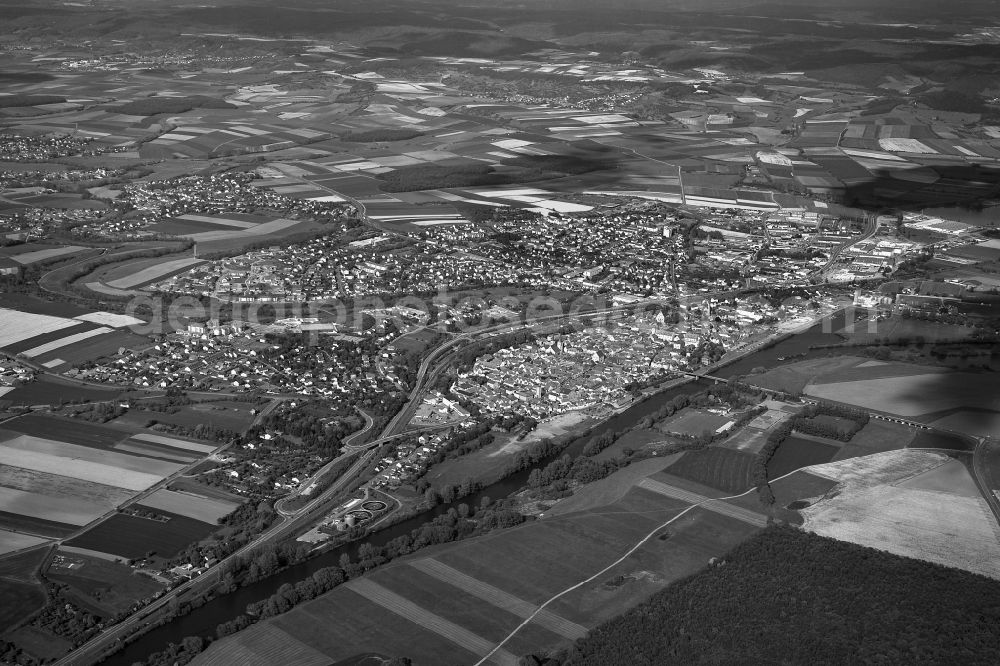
[46,553,164,616]
[766,436,839,480]
[664,447,755,494]
[0,547,48,632]
[746,356,861,394]
[197,459,764,664]
[832,419,915,461]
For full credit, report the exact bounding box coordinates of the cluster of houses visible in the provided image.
[454,312,718,419]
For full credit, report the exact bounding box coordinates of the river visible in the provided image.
[100,380,711,664]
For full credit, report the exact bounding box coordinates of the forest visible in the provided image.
[548,526,1000,666]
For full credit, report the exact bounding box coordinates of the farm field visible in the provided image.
[113,401,258,433]
[0,465,133,512]
[0,435,181,487]
[63,508,215,560]
[166,476,242,503]
[46,552,164,616]
[138,488,238,523]
[0,530,50,556]
[664,447,755,494]
[591,428,667,461]
[898,458,981,497]
[197,456,766,664]
[801,450,1000,579]
[102,256,206,290]
[0,547,48,631]
[804,367,1000,436]
[832,419,915,461]
[745,356,861,394]
[1,413,134,448]
[766,435,839,480]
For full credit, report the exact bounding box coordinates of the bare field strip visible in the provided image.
[139,489,236,523]
[0,435,182,476]
[0,464,133,507]
[0,440,171,490]
[410,558,587,640]
[345,578,519,665]
[637,478,768,527]
[10,246,86,265]
[0,486,111,526]
[113,442,196,463]
[22,326,111,358]
[177,214,257,229]
[183,218,301,243]
[73,312,145,328]
[0,531,50,556]
[106,257,205,289]
[0,309,78,348]
[131,433,216,453]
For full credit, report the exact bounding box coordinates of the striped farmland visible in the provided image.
[345,577,519,666]
[410,558,587,640]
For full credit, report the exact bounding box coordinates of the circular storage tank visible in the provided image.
[362,500,387,512]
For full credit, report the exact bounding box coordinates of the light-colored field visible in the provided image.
[177,214,257,229]
[802,450,1000,579]
[106,257,205,289]
[131,433,216,453]
[0,531,50,556]
[0,436,177,490]
[804,485,1000,579]
[805,373,1000,419]
[22,326,111,358]
[897,459,981,497]
[0,464,134,507]
[344,578,519,665]
[0,486,110,526]
[0,309,78,348]
[9,246,86,265]
[73,312,144,328]
[139,489,236,523]
[183,218,300,243]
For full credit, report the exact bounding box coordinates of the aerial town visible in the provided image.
[0,1,999,666]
